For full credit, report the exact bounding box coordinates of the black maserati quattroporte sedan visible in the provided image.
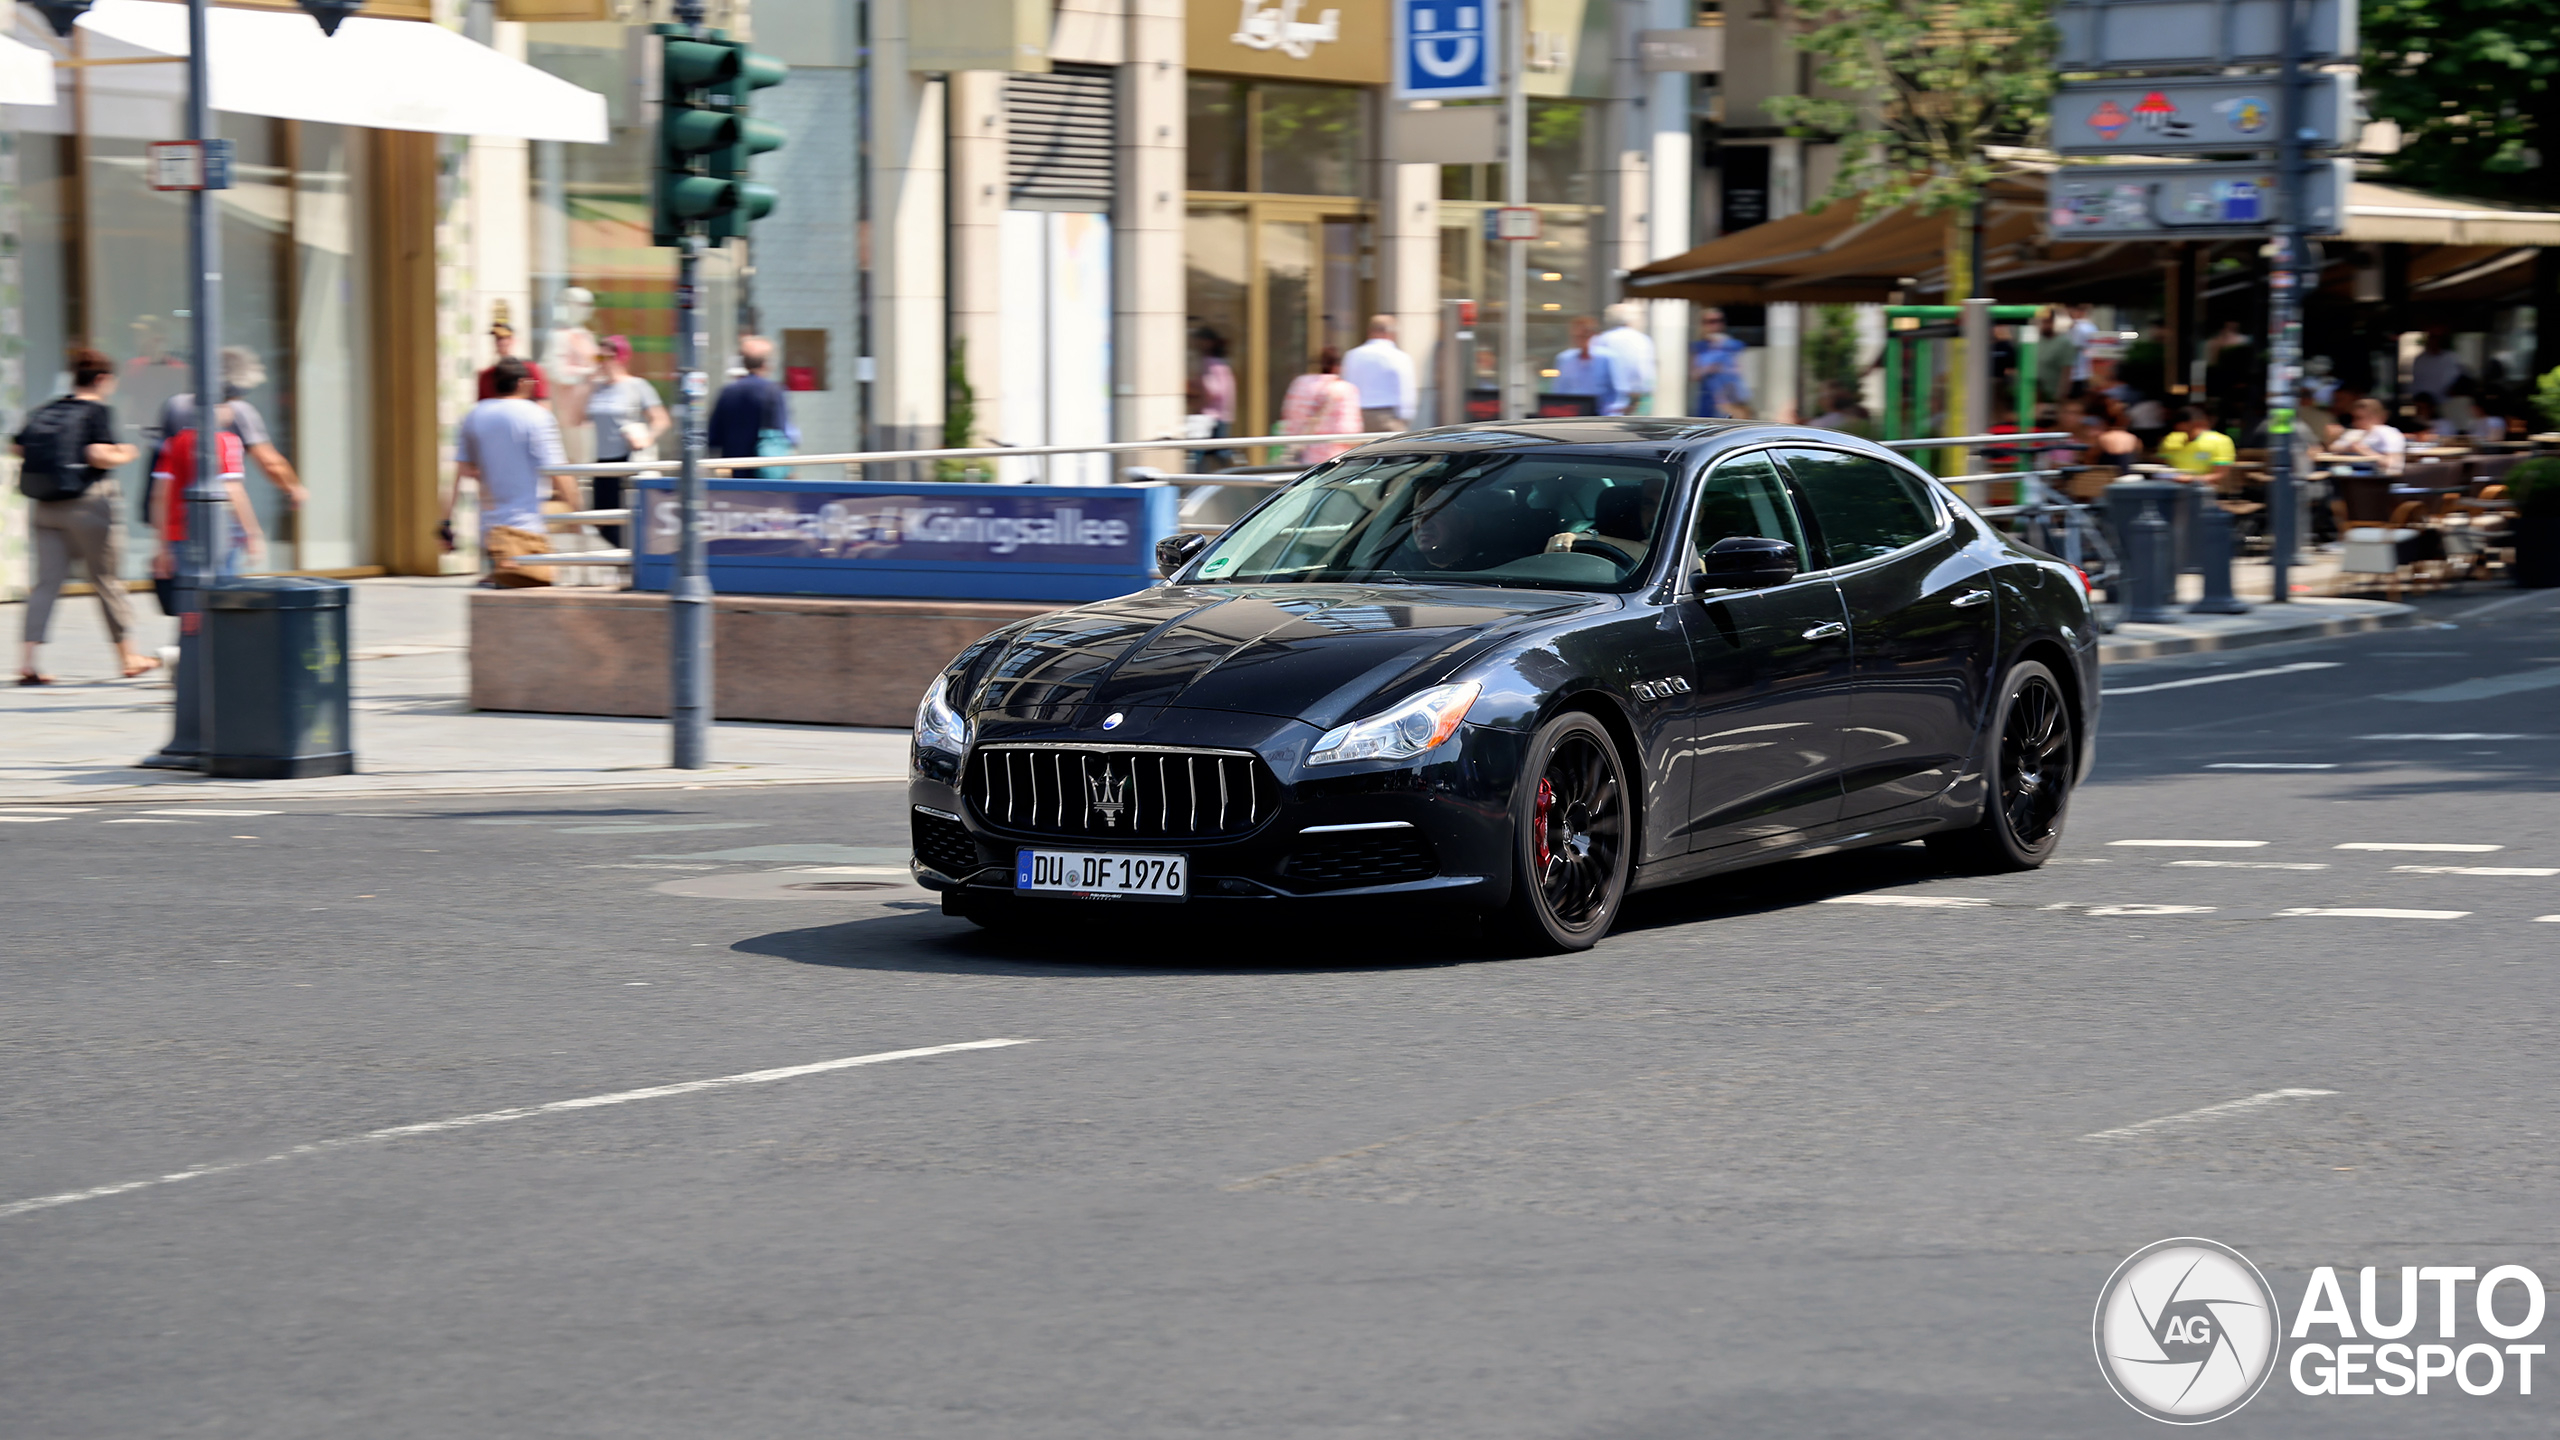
[909,419,2099,951]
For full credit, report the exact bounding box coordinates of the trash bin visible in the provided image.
[203,577,354,780]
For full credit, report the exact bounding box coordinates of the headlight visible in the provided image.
[913,674,970,756]
[1307,681,1481,766]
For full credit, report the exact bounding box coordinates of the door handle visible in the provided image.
[1801,621,1848,641]
[1952,589,1993,609]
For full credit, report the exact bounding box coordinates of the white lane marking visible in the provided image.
[2109,839,2269,848]
[2336,842,2504,853]
[2356,733,2538,741]
[101,819,189,825]
[0,807,86,814]
[2082,1088,2338,1141]
[2088,903,2217,917]
[139,808,282,817]
[2393,865,2560,877]
[0,1038,1035,1222]
[2274,908,2471,920]
[2102,661,2341,697]
[2539,916,2560,923]
[2453,590,2560,621]
[2385,669,2560,704]
[2168,860,2328,870]
[0,816,71,823]
[1820,895,1992,908]
[2205,763,2339,770]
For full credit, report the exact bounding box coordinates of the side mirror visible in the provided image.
[1698,535,1798,590]
[1156,532,1210,577]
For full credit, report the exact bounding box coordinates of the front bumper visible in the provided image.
[907,710,1526,908]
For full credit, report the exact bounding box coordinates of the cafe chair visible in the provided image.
[2335,499,2445,599]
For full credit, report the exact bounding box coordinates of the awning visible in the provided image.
[0,33,55,107]
[76,0,607,144]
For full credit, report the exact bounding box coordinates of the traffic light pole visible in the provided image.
[144,0,227,770]
[668,0,712,769]
[2264,0,2304,605]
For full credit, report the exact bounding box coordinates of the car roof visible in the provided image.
[1344,417,1901,467]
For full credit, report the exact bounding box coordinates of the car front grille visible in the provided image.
[966,745,1277,842]
[1279,828,1439,891]
[912,808,984,877]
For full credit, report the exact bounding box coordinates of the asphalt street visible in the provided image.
[7,588,2560,1439]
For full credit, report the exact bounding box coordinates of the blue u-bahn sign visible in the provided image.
[1394,0,1498,100]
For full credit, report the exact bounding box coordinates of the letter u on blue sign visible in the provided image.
[1396,0,1497,99]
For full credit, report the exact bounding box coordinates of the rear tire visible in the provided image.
[1496,711,1632,953]
[1927,659,2074,873]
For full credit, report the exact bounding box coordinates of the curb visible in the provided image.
[2098,600,2420,662]
[0,771,906,808]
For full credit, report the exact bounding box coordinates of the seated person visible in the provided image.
[2332,396,2408,475]
[2158,404,2236,488]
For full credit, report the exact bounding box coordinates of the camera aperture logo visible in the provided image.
[2094,1238,2282,1424]
[2097,1239,2551,1423]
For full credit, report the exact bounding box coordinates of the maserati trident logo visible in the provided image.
[1089,766,1128,827]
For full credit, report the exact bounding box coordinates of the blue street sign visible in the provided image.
[1394,0,1498,100]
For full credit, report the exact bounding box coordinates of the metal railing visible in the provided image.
[536,431,1398,479]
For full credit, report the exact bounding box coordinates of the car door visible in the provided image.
[1775,446,2000,824]
[1673,449,1853,854]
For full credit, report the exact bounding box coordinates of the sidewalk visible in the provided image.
[1,578,907,804]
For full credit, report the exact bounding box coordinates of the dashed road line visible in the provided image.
[2109,839,2268,849]
[1820,896,1991,908]
[2102,662,2342,698]
[2336,842,2504,853]
[2205,763,2338,770]
[2392,866,2558,878]
[2274,908,2471,920]
[2167,860,2328,870]
[2042,903,2217,917]
[0,816,70,823]
[2081,1088,2339,1141]
[2385,670,2560,704]
[140,809,281,817]
[0,1038,1036,1222]
[2356,733,2537,742]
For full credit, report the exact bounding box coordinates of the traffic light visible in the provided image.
[652,28,787,247]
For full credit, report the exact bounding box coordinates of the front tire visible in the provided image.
[1928,659,2074,872]
[1497,711,1632,953]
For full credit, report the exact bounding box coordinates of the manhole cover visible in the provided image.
[784,881,897,892]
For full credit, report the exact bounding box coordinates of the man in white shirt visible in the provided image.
[2335,396,2409,476]
[1338,316,1416,432]
[2066,303,2101,385]
[1593,303,1655,414]
[2409,330,2465,402]
[446,358,576,586]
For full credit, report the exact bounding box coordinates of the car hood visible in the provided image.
[964,583,1598,732]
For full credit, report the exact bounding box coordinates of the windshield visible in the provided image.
[1188,451,1674,591]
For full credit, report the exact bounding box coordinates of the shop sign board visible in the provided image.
[1392,0,1497,100]
[631,478,1181,602]
[2047,158,2352,239]
[2055,0,2355,70]
[1191,0,1389,84]
[2051,72,2356,156]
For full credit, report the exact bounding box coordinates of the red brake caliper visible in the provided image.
[1533,777,1555,872]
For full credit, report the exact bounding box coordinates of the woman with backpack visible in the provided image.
[14,349,152,684]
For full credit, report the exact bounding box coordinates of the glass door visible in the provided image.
[1188,199,1372,441]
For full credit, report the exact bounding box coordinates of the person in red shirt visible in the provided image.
[151,406,264,587]
[476,321,550,405]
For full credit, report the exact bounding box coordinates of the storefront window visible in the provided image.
[1256,83,1362,197]
[1187,78,1247,193]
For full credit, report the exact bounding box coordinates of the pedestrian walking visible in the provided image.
[445,358,575,588]
[582,336,669,547]
[707,335,795,481]
[14,348,153,684]
[1690,308,1752,418]
[150,403,264,602]
[1338,315,1415,432]
[155,345,309,515]
[477,318,551,405]
[1552,316,1630,416]
[1594,303,1656,415]
[1277,348,1362,465]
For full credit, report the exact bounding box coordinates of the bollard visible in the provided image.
[2124,491,2177,624]
[2188,499,2251,614]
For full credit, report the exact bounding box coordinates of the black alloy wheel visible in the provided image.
[1929,659,2074,872]
[1499,711,1631,952]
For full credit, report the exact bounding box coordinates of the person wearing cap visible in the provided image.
[477,320,551,405]
[582,335,669,548]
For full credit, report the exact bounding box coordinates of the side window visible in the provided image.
[1778,448,1937,566]
[1689,451,1810,572]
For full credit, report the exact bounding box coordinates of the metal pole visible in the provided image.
[2264,0,2305,604]
[1958,297,1992,506]
[145,0,225,770]
[1501,0,1527,421]
[667,0,712,768]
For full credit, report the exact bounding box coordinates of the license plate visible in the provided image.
[1015,849,1188,900]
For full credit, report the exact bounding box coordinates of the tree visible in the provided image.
[1768,0,2053,450]
[2364,0,2560,203]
